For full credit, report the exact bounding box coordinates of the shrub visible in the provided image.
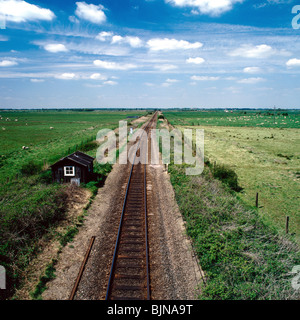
[212,164,242,192]
[38,170,52,184]
[79,141,99,152]
[20,160,41,176]
[83,181,99,196]
[93,162,112,176]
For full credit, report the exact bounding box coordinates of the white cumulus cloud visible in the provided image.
[96,31,113,41]
[75,2,106,24]
[93,60,137,70]
[238,77,265,84]
[55,73,78,80]
[90,73,107,80]
[286,58,300,67]
[162,78,180,87]
[243,67,262,74]
[0,0,55,22]
[104,80,118,86]
[30,78,45,83]
[147,38,203,51]
[229,44,289,59]
[186,57,205,64]
[191,75,219,81]
[111,35,143,48]
[44,43,68,53]
[165,0,244,16]
[0,59,18,67]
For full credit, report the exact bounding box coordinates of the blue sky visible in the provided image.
[0,0,300,109]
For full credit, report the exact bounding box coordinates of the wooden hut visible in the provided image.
[51,151,94,185]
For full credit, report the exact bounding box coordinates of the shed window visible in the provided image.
[64,166,75,176]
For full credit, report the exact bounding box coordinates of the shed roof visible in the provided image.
[51,151,94,168]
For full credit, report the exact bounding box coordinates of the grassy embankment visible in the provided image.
[161,111,299,299]
[164,110,300,240]
[0,110,146,299]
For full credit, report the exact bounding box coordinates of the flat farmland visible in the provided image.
[164,110,300,242]
[0,109,147,298]
[0,110,146,181]
[165,110,300,128]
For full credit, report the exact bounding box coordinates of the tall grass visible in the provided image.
[159,116,300,299]
[0,175,67,299]
[0,110,146,299]
[168,163,299,299]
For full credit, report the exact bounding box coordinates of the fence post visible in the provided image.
[286,216,290,234]
[256,192,259,208]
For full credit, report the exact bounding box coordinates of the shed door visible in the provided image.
[58,168,63,183]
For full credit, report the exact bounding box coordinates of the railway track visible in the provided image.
[105,113,157,300]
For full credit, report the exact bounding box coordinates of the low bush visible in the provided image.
[93,162,112,176]
[79,141,99,152]
[211,163,242,192]
[20,160,41,176]
[83,181,99,196]
[38,170,52,184]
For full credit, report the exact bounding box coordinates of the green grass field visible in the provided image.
[160,111,300,299]
[0,110,145,180]
[0,109,147,299]
[165,109,300,128]
[164,110,300,242]
[201,125,300,241]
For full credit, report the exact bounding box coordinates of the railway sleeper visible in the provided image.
[120,240,143,245]
[123,221,143,226]
[118,254,144,260]
[120,229,144,235]
[116,262,144,269]
[125,202,144,207]
[115,273,144,280]
[119,247,144,253]
[122,226,143,232]
[124,217,143,221]
[114,285,145,291]
[110,296,142,301]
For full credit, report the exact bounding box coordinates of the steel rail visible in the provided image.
[69,236,95,300]
[105,114,155,300]
[144,162,150,300]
